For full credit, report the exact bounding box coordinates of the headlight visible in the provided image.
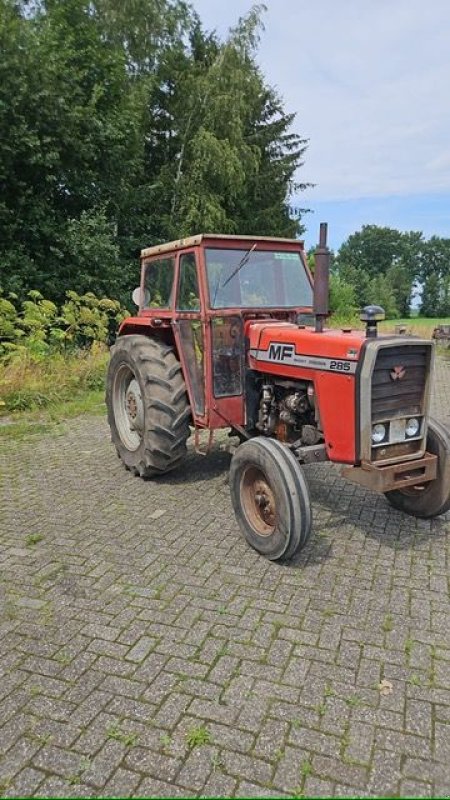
[405,417,420,437]
[372,423,387,444]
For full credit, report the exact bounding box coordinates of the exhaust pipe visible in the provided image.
[313,222,330,333]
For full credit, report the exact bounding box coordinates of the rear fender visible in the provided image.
[115,318,207,421]
[117,317,177,350]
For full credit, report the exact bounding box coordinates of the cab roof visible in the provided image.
[140,233,304,260]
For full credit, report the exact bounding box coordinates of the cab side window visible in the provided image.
[143,257,175,308]
[177,253,200,311]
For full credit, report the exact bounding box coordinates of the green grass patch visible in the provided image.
[0,389,105,447]
[0,347,108,416]
[55,650,71,667]
[299,758,313,778]
[67,755,91,786]
[381,613,394,633]
[314,701,326,718]
[160,733,172,750]
[25,533,44,547]
[0,778,12,796]
[185,724,212,749]
[345,693,363,708]
[380,316,450,339]
[328,314,450,339]
[404,637,414,659]
[106,722,138,747]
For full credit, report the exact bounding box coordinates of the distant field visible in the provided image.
[380,317,450,338]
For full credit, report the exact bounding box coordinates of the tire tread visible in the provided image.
[106,334,190,477]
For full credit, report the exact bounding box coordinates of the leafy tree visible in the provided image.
[421,272,441,318]
[92,0,190,75]
[385,263,411,317]
[419,236,450,317]
[367,274,399,319]
[132,6,308,244]
[329,274,357,318]
[335,225,424,317]
[65,208,123,299]
[419,235,450,280]
[334,263,371,309]
[337,225,404,278]
[419,236,450,316]
[0,0,144,300]
[0,0,309,302]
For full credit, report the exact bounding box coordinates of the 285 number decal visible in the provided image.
[329,360,351,372]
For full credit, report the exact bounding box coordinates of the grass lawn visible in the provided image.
[0,389,105,447]
[380,316,450,338]
[0,348,108,444]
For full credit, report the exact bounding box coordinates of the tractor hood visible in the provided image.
[246,320,366,375]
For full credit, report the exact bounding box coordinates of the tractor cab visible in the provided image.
[123,234,314,430]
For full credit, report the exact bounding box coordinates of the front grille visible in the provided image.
[371,345,428,422]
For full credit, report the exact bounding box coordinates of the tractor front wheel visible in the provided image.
[106,335,191,477]
[385,418,450,518]
[229,437,312,561]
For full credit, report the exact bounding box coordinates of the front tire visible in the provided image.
[229,437,312,561]
[106,335,190,477]
[385,418,450,518]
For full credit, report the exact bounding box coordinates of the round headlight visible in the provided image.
[405,417,420,437]
[372,423,386,444]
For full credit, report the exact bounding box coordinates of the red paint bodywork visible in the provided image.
[118,235,365,464]
[246,322,367,463]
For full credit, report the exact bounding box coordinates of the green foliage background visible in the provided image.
[0,0,308,306]
[0,289,125,362]
[0,289,126,413]
[329,226,450,320]
[1,0,449,332]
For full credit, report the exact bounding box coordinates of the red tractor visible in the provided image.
[106,226,450,561]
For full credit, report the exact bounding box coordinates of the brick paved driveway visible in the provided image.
[1,358,450,798]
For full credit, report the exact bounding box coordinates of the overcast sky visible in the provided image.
[191,0,450,248]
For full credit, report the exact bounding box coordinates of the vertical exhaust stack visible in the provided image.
[314,222,330,333]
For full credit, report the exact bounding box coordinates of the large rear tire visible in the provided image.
[229,437,312,561]
[106,335,190,477]
[385,418,450,518]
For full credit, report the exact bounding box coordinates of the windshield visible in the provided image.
[205,248,313,309]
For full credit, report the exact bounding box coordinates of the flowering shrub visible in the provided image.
[0,289,126,363]
[0,289,127,413]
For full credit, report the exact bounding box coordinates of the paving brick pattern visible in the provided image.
[1,358,450,798]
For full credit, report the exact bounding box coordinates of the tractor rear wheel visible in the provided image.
[385,418,450,518]
[106,335,190,477]
[229,437,312,561]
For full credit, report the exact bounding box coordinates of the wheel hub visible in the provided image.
[241,467,276,535]
[255,484,274,523]
[125,379,144,431]
[112,365,145,452]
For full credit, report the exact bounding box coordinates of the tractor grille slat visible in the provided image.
[372,366,425,388]
[371,345,428,421]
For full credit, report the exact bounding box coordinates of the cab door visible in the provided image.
[173,251,206,420]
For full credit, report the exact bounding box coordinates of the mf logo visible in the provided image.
[268,343,295,361]
[390,365,406,381]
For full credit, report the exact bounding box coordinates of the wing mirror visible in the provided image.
[132,287,150,307]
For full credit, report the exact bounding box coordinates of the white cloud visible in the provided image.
[192,0,450,200]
